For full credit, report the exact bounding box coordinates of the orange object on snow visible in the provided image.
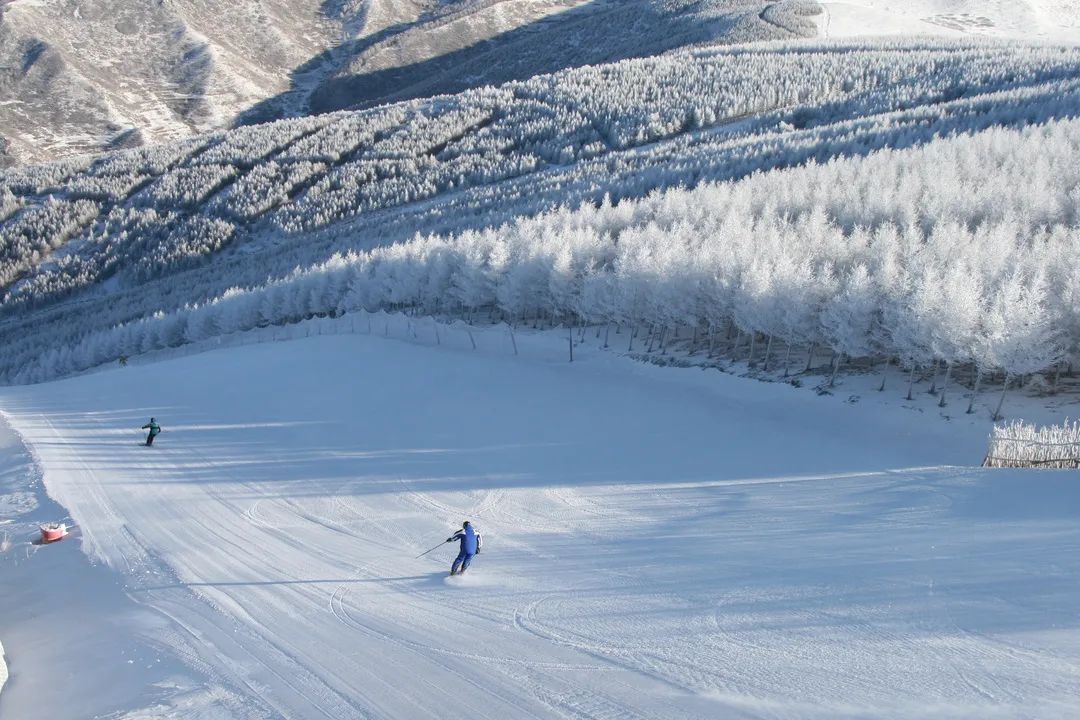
[40,523,67,543]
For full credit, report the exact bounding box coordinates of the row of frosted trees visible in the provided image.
[20,118,1080,423]
[0,197,100,287]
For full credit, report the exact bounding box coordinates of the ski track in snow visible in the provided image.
[2,332,1080,718]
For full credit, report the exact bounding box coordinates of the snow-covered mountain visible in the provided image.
[0,0,803,166]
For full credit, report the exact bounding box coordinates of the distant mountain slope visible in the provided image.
[0,0,365,165]
[0,0,802,166]
[3,0,1075,167]
[292,0,797,117]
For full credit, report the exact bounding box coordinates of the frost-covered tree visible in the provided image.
[981,271,1064,420]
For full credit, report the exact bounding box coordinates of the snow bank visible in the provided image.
[0,639,7,699]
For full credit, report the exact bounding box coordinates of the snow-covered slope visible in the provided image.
[0,411,203,718]
[819,0,1080,41]
[1,329,1078,718]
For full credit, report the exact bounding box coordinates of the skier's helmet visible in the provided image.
[150,417,156,422]
[463,521,471,528]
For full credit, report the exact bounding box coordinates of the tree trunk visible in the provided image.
[603,323,611,349]
[762,335,774,372]
[646,324,657,353]
[690,326,699,355]
[992,373,1010,421]
[828,352,843,388]
[966,369,982,414]
[568,325,574,362]
[906,364,916,401]
[508,324,517,355]
[658,325,668,355]
[782,343,792,377]
[708,324,717,358]
[805,342,816,372]
[927,359,940,395]
[628,325,637,352]
[731,331,744,360]
[878,357,890,392]
[938,362,952,407]
[1052,362,1062,394]
[747,332,757,367]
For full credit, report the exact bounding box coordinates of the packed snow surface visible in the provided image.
[2,331,1080,718]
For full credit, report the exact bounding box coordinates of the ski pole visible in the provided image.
[415,540,448,559]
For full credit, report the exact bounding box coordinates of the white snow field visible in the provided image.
[1,330,1080,718]
[819,1,1080,41]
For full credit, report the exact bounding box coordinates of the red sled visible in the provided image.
[39,522,67,543]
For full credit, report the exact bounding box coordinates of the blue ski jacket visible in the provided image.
[450,525,481,555]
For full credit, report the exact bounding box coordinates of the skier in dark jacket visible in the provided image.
[141,418,162,446]
[446,521,482,576]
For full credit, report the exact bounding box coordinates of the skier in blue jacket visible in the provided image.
[446,521,482,576]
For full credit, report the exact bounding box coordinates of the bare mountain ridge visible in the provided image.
[0,0,369,165]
